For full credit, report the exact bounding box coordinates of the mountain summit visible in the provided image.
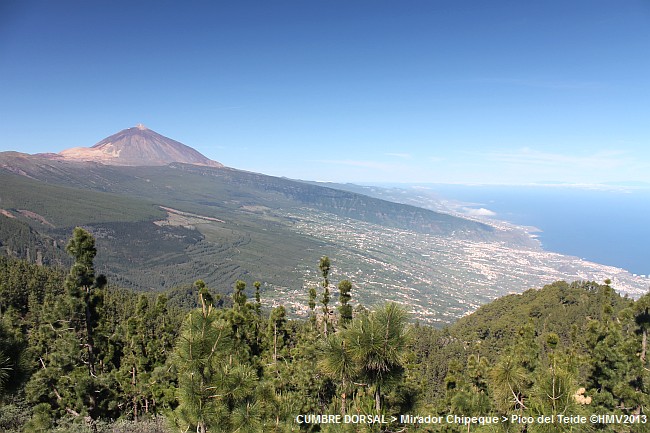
[58,125,223,167]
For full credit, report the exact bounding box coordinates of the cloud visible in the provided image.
[456,147,650,185]
[463,207,497,217]
[485,148,631,170]
[316,159,398,170]
[311,146,649,185]
[385,152,412,159]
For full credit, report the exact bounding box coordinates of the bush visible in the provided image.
[0,402,31,433]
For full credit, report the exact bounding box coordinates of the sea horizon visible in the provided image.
[369,182,650,278]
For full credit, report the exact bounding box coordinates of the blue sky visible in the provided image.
[1,0,649,185]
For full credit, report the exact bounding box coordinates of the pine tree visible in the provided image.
[320,256,332,336]
[254,281,262,318]
[443,354,492,432]
[25,228,111,428]
[319,333,358,415]
[0,312,28,400]
[233,279,247,308]
[277,313,332,420]
[587,303,648,423]
[64,227,107,379]
[267,306,288,368]
[172,280,261,433]
[634,293,650,367]
[22,403,53,433]
[633,294,650,419]
[308,285,318,327]
[489,323,538,417]
[172,281,232,433]
[225,280,263,363]
[118,294,158,421]
[528,333,584,433]
[338,279,353,326]
[344,303,409,413]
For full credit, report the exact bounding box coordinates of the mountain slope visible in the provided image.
[0,152,510,242]
[1,127,646,323]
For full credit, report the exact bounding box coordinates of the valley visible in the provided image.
[246,207,649,324]
[1,127,648,326]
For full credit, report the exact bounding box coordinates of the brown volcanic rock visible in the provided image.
[59,124,223,167]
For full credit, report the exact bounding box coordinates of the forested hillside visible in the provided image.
[0,228,648,432]
[2,159,647,325]
[0,156,534,298]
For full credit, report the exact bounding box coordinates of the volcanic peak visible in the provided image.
[58,125,222,167]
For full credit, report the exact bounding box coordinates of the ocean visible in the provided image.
[430,185,650,276]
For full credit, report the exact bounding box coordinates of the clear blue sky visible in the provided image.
[1,0,649,185]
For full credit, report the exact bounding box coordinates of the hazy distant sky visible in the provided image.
[1,0,648,185]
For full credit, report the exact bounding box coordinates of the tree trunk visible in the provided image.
[341,377,347,415]
[642,307,648,364]
[273,322,278,363]
[375,385,381,412]
[132,366,138,421]
[85,416,98,433]
[642,327,647,364]
[84,288,96,377]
